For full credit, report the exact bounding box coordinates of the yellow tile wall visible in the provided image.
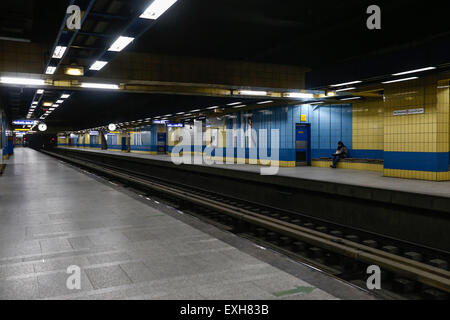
[352,100,384,150]
[383,77,439,153]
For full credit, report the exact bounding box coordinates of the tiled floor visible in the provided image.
[0,148,373,300]
[58,147,450,198]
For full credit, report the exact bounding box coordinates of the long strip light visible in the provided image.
[257,100,274,105]
[108,36,135,52]
[382,77,418,84]
[52,46,67,59]
[0,77,45,86]
[330,81,362,87]
[284,92,314,99]
[227,102,242,106]
[238,90,268,96]
[81,83,119,90]
[140,0,179,20]
[90,60,108,71]
[61,94,71,99]
[340,97,362,101]
[335,87,356,92]
[392,67,436,76]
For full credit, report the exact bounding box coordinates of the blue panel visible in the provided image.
[384,152,449,172]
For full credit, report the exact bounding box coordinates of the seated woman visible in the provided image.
[331,141,348,168]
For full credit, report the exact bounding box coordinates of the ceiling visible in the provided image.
[1,0,449,130]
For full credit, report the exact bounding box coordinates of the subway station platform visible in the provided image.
[0,148,372,300]
[58,147,450,199]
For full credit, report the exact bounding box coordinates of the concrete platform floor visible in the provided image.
[0,148,373,300]
[59,147,450,198]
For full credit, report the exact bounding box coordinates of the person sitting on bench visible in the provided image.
[331,141,348,168]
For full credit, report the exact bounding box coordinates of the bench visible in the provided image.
[314,157,384,165]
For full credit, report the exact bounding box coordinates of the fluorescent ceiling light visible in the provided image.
[207,106,219,109]
[56,100,64,104]
[257,100,274,105]
[81,83,119,90]
[233,105,246,108]
[382,77,418,84]
[227,102,242,106]
[43,102,53,107]
[238,90,268,96]
[190,109,201,112]
[32,101,38,105]
[284,92,314,99]
[90,61,108,71]
[37,89,44,94]
[46,66,57,74]
[176,112,185,115]
[140,0,178,20]
[335,87,356,92]
[49,108,55,111]
[61,94,70,99]
[0,77,45,86]
[52,46,67,59]
[53,104,59,108]
[64,67,84,76]
[310,101,324,105]
[108,36,134,52]
[330,81,362,87]
[392,67,436,76]
[340,97,362,101]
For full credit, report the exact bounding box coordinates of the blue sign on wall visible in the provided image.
[13,120,36,125]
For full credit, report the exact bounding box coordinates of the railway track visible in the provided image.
[43,149,450,300]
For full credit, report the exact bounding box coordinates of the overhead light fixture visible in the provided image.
[284,92,314,99]
[257,100,274,105]
[108,36,134,52]
[90,61,108,71]
[340,97,362,101]
[49,108,56,111]
[64,66,84,76]
[335,87,356,92]
[32,101,38,105]
[42,102,53,107]
[37,89,44,94]
[0,77,45,86]
[382,77,418,84]
[52,104,59,108]
[227,102,242,106]
[46,66,57,75]
[52,46,67,59]
[56,100,64,104]
[61,94,70,99]
[238,90,268,96]
[176,112,185,115]
[140,0,179,20]
[330,81,362,87]
[190,109,201,112]
[81,83,119,90]
[392,67,436,76]
[233,105,246,108]
[310,101,324,105]
[207,106,219,110]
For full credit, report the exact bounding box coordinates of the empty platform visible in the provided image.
[57,147,450,199]
[0,148,371,300]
